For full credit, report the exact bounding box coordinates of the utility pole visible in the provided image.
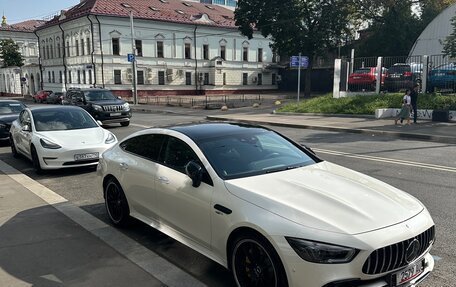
[297,52,301,102]
[129,10,138,105]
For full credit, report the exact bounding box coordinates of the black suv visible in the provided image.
[384,63,421,92]
[65,88,132,126]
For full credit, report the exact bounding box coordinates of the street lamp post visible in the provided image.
[129,10,138,105]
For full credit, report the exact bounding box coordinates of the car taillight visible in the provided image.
[403,72,412,77]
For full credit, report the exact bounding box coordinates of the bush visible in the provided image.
[277,93,456,115]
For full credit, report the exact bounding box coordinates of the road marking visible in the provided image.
[313,148,456,173]
[0,160,206,287]
[130,123,152,128]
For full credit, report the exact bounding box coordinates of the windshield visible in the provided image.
[84,90,117,101]
[33,109,98,131]
[198,130,316,180]
[0,102,25,114]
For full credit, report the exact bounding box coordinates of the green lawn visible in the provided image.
[277,93,456,115]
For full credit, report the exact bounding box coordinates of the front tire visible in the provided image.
[31,146,43,174]
[104,178,130,226]
[10,136,18,158]
[231,234,288,287]
[120,121,130,127]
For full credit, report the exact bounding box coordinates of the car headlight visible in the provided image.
[92,104,103,111]
[286,237,359,264]
[0,122,6,129]
[105,133,116,144]
[123,103,130,111]
[40,138,62,149]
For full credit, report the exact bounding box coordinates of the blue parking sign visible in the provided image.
[290,56,309,68]
[127,53,135,62]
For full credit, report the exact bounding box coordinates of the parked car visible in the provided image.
[384,64,420,92]
[65,88,131,126]
[97,123,435,287]
[33,90,53,103]
[0,100,26,141]
[45,92,65,104]
[10,106,117,173]
[348,67,387,91]
[428,62,456,92]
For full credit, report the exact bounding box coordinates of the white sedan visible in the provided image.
[97,123,435,287]
[10,105,117,172]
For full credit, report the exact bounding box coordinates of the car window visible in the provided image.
[84,90,117,101]
[353,69,371,74]
[72,92,84,102]
[120,134,166,161]
[160,136,201,174]
[32,109,98,131]
[389,66,410,73]
[0,102,25,114]
[198,130,316,180]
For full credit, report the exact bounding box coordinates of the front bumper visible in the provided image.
[90,110,132,124]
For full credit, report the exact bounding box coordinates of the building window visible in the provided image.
[76,40,79,56]
[135,40,143,57]
[204,73,209,85]
[185,43,191,59]
[50,45,54,59]
[272,73,276,85]
[59,71,63,83]
[220,45,226,60]
[223,73,226,85]
[88,71,92,84]
[243,47,248,62]
[157,41,164,58]
[48,71,51,83]
[52,71,55,83]
[114,70,121,84]
[77,70,81,84]
[57,42,61,58]
[243,73,248,85]
[46,46,50,59]
[66,41,70,57]
[112,38,120,55]
[158,71,165,85]
[81,39,85,55]
[203,44,209,60]
[258,48,263,62]
[137,70,144,85]
[257,73,262,85]
[87,38,91,54]
[68,71,72,84]
[185,72,192,85]
[83,70,86,84]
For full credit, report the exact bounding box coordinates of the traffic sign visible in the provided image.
[290,56,309,68]
[127,53,135,62]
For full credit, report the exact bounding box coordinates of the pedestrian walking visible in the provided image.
[395,89,412,125]
[410,83,419,123]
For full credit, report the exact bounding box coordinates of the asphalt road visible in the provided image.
[0,108,454,287]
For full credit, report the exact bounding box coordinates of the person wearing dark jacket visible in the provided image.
[410,84,419,123]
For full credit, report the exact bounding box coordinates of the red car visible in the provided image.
[348,67,387,91]
[33,90,53,103]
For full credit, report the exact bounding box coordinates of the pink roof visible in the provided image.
[39,0,236,30]
[0,20,46,32]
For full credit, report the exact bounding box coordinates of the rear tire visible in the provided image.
[120,121,130,127]
[104,178,130,226]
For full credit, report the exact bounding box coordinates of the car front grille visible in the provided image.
[103,105,124,112]
[362,226,435,275]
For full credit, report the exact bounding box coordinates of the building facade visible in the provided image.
[35,0,278,97]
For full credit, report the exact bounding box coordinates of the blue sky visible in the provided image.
[1,0,79,24]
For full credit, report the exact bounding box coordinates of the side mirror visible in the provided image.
[22,124,31,132]
[97,120,103,126]
[185,161,203,188]
[117,96,122,100]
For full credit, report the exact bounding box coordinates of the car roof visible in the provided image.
[170,122,271,142]
[0,100,23,103]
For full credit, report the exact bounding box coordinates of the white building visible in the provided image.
[36,0,279,97]
[409,3,456,57]
[0,17,45,96]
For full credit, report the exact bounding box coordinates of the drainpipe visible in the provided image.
[194,25,198,95]
[95,15,105,88]
[33,30,43,90]
[87,15,96,87]
[58,23,68,91]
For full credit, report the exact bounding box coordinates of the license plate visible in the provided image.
[110,113,121,116]
[395,259,424,285]
[391,74,400,78]
[74,152,99,161]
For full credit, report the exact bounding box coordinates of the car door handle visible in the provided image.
[157,176,169,184]
[119,162,129,170]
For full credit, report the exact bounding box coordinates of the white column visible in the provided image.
[333,59,341,98]
[376,57,382,94]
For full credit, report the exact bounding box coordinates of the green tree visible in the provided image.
[235,0,354,98]
[0,39,24,68]
[442,14,456,57]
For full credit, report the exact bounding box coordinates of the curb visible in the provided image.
[206,116,456,144]
[272,111,376,119]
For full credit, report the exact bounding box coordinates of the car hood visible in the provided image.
[88,99,125,106]
[38,128,107,146]
[0,114,19,124]
[224,161,424,235]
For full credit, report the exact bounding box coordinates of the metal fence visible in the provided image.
[339,54,455,94]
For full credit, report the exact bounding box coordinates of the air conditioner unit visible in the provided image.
[252,76,258,83]
[166,68,174,75]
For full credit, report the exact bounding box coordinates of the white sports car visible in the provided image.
[97,123,435,287]
[10,105,117,172]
